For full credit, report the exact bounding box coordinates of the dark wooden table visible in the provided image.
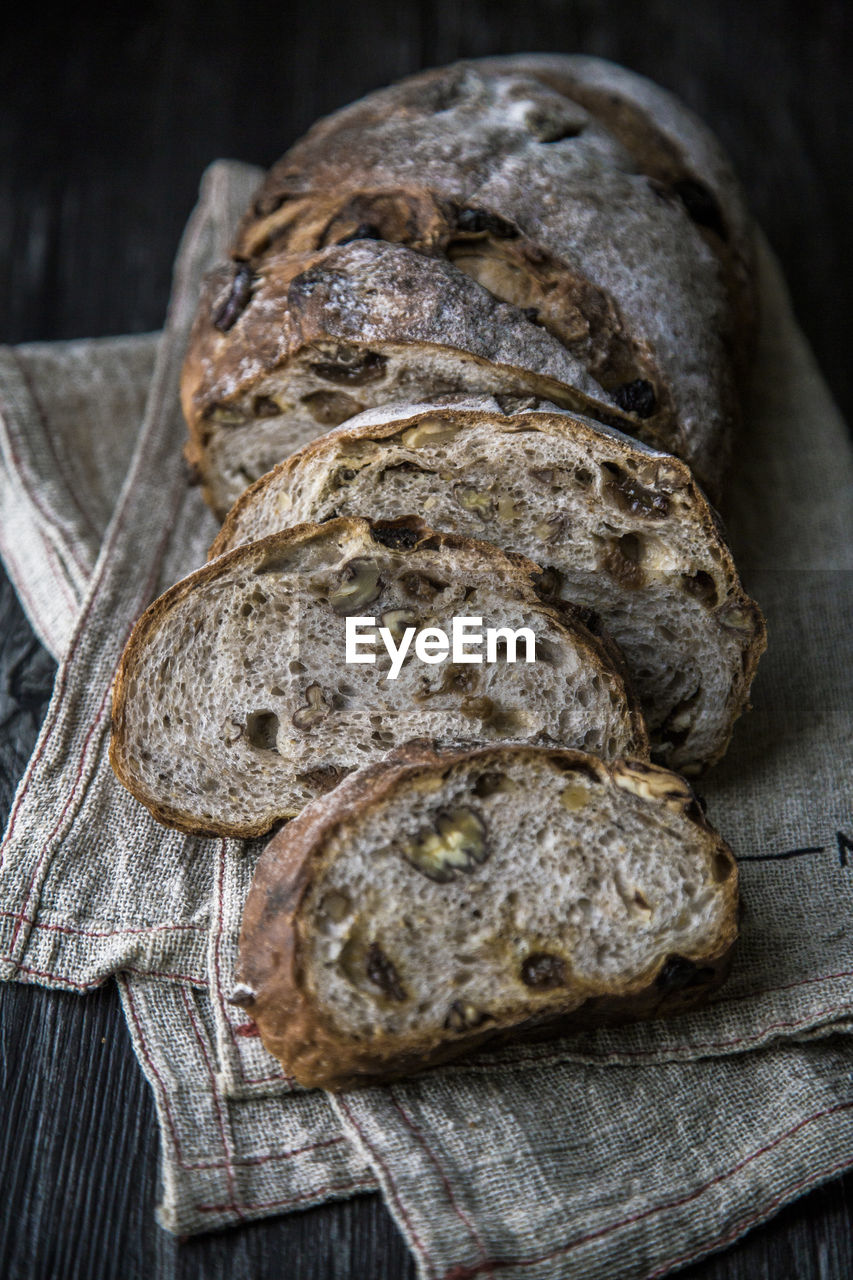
[1,4,852,1277]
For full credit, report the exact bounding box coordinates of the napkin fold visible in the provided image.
[0,160,851,1278]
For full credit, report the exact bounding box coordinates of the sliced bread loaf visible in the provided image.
[235,741,738,1090]
[210,397,766,773]
[181,239,643,518]
[110,517,648,837]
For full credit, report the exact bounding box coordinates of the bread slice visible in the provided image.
[235,742,738,1090]
[181,239,643,519]
[110,517,648,838]
[227,58,754,498]
[210,397,766,773]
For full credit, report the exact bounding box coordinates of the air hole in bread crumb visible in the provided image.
[682,570,718,608]
[245,711,279,751]
[601,533,645,589]
[472,771,509,798]
[301,389,364,426]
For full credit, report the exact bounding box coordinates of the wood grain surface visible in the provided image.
[1,3,851,1277]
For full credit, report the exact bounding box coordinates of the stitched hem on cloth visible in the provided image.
[334,1056,853,1280]
[119,975,375,1235]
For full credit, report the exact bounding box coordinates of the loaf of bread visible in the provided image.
[234,742,738,1090]
[182,56,756,515]
[210,395,766,773]
[110,517,647,837]
[109,58,763,1071]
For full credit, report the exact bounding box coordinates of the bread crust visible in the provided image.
[215,56,755,498]
[213,401,724,561]
[110,516,649,837]
[236,742,738,1091]
[471,53,757,358]
[237,55,755,353]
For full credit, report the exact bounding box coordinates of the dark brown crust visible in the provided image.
[236,742,738,1090]
[109,517,649,838]
[231,185,677,436]
[207,56,754,501]
[236,54,755,364]
[475,54,758,369]
[182,55,757,513]
[181,247,646,431]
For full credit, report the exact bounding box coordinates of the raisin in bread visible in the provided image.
[110,517,647,837]
[210,396,766,773]
[181,238,644,518]
[235,742,738,1090]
